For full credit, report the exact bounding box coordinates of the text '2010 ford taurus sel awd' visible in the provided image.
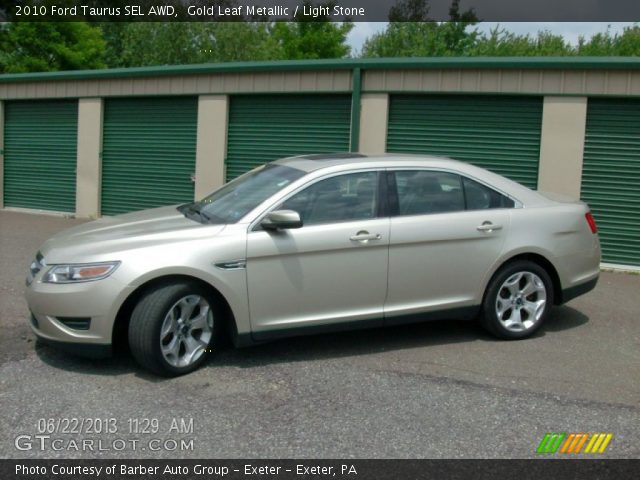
[25,154,600,376]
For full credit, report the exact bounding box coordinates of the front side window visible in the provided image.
[395,171,465,215]
[179,163,306,224]
[280,171,379,226]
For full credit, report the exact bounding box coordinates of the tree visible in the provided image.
[117,23,208,67]
[577,25,640,56]
[361,0,478,57]
[470,27,572,56]
[269,21,352,60]
[200,23,283,62]
[270,1,353,60]
[0,0,30,21]
[103,1,352,67]
[111,22,283,67]
[388,0,431,21]
[0,22,106,73]
[98,23,127,67]
[615,25,640,55]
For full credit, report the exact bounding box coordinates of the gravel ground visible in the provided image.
[0,209,638,459]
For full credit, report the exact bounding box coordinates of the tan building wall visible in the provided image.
[0,101,4,209]
[195,95,228,200]
[4,68,640,101]
[0,70,353,100]
[362,69,640,97]
[75,98,103,218]
[537,97,588,199]
[358,94,389,155]
[3,60,640,219]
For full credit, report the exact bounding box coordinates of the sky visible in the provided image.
[347,22,636,53]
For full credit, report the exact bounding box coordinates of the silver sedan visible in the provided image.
[25,154,601,376]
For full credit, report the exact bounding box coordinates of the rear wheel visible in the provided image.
[128,282,217,376]
[481,261,553,339]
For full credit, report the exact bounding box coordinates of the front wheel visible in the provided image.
[481,261,553,339]
[128,282,217,376]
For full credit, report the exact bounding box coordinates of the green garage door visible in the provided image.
[582,99,640,266]
[387,95,543,189]
[3,100,77,212]
[226,94,352,180]
[101,97,197,215]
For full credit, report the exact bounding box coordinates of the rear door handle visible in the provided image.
[477,223,503,232]
[350,231,382,243]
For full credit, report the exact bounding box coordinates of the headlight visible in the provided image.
[43,262,120,283]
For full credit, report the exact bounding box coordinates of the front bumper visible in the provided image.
[32,320,112,359]
[25,274,134,351]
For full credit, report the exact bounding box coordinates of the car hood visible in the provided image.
[40,206,226,263]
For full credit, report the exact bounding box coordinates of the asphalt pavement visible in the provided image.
[0,209,638,459]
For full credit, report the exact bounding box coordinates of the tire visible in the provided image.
[128,281,219,376]
[481,260,554,339]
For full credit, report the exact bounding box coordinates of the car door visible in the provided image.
[384,169,512,321]
[246,170,390,337]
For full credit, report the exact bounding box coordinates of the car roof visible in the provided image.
[273,153,547,207]
[274,153,465,172]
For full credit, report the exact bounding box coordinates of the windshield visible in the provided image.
[179,163,306,224]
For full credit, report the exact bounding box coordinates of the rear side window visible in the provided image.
[392,170,515,216]
[462,177,515,210]
[395,171,465,215]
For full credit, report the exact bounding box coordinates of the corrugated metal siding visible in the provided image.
[101,97,197,215]
[0,70,353,100]
[387,95,543,188]
[582,98,640,266]
[226,94,352,180]
[362,69,640,97]
[3,100,77,212]
[3,68,640,101]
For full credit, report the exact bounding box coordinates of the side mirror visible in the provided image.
[261,210,303,230]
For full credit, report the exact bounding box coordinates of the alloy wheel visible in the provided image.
[159,295,213,367]
[495,271,547,332]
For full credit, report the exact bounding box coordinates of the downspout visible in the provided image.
[349,67,361,152]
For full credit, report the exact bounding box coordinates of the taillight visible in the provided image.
[585,212,598,234]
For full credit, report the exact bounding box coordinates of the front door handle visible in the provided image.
[350,231,382,243]
[477,222,503,232]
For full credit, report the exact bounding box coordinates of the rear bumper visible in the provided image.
[561,276,599,304]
